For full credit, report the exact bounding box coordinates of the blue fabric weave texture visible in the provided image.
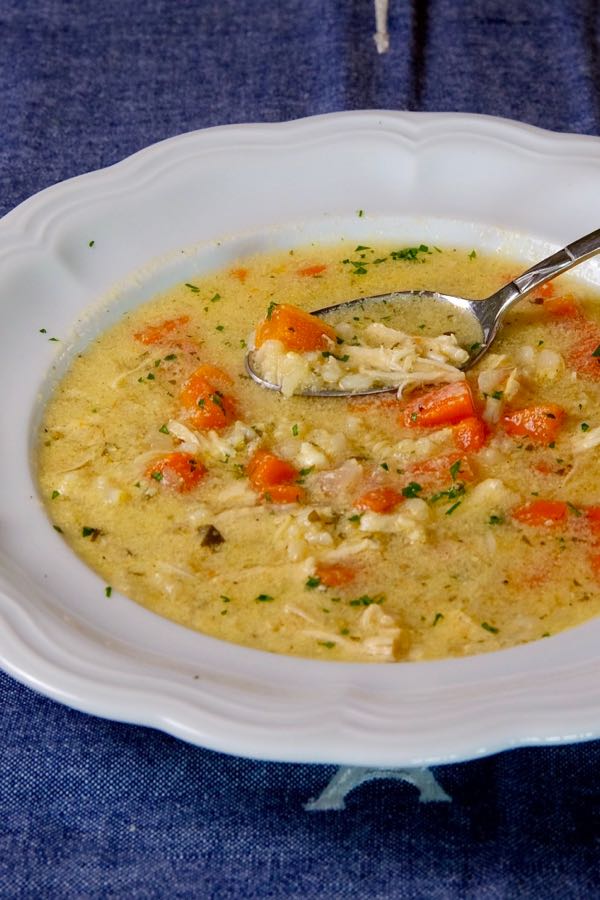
[2,1,600,897]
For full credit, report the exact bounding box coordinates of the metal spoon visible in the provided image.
[246,227,600,397]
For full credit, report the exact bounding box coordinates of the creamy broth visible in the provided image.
[38,242,600,662]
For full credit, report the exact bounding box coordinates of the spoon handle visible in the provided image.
[478,227,600,343]
[512,227,600,296]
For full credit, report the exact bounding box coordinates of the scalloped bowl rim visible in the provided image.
[2,110,600,766]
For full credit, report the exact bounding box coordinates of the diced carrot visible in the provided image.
[230,267,249,283]
[543,294,581,318]
[409,452,475,486]
[588,551,600,578]
[512,499,568,526]
[501,405,565,445]
[315,562,357,587]
[566,329,600,381]
[180,364,237,430]
[298,264,327,277]
[254,303,336,352]
[354,487,404,514]
[453,416,487,453]
[134,316,190,345]
[145,452,206,492]
[402,381,475,428]
[262,483,304,504]
[247,449,299,491]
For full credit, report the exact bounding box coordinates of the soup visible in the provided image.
[37,241,600,662]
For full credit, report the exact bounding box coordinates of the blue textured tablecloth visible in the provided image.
[2,1,600,897]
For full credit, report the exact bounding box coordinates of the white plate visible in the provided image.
[2,110,600,767]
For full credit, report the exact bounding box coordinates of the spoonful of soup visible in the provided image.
[245,228,600,397]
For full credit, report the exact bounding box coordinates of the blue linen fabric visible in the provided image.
[1,0,600,896]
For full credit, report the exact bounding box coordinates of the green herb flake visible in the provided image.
[592,345,600,358]
[163,353,177,361]
[158,424,170,434]
[211,393,224,408]
[488,514,505,525]
[105,586,112,597]
[88,240,95,248]
[433,612,444,626]
[220,595,232,603]
[402,481,422,498]
[210,293,221,302]
[185,282,200,293]
[567,501,582,517]
[445,500,462,515]
[349,595,384,607]
[469,249,477,260]
[266,301,277,320]
[82,526,100,539]
[581,422,590,432]
[146,372,155,380]
[53,525,63,534]
[216,324,224,332]
[481,621,499,634]
[348,513,362,523]
[51,490,60,500]
[380,462,389,471]
[357,209,364,218]
[151,471,163,482]
[449,460,462,481]
[305,576,321,589]
[318,641,336,649]
[240,339,247,349]
[256,593,274,602]
[355,245,371,252]
[292,423,299,436]
[48,337,60,342]
[491,390,504,400]
[39,328,47,333]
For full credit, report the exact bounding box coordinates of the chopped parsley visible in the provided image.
[481,622,499,634]
[292,423,299,436]
[82,526,101,539]
[592,345,600,357]
[488,513,504,525]
[469,249,477,260]
[449,460,462,481]
[163,353,177,361]
[402,481,422,498]
[210,293,221,303]
[266,301,277,320]
[215,324,224,332]
[88,240,95,248]
[151,471,163,481]
[105,586,112,597]
[445,501,462,515]
[581,422,590,432]
[390,244,430,262]
[185,283,200,293]
[433,612,444,626]
[256,593,274,602]
[51,490,60,500]
[305,576,321,589]
[349,595,384,607]
[318,641,336,649]
[158,424,170,434]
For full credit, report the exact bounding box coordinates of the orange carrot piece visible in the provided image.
[315,562,357,587]
[230,267,249,283]
[512,499,568,526]
[536,282,555,298]
[453,416,487,453]
[247,449,299,491]
[145,452,206,492]
[501,405,565,444]
[402,382,475,428]
[180,365,237,431]
[134,316,190,345]
[298,264,327,277]
[254,303,336,352]
[543,294,581,318]
[354,487,404,514]
[566,330,600,381]
[262,483,304,504]
[409,452,475,486]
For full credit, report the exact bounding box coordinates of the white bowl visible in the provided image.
[2,110,600,767]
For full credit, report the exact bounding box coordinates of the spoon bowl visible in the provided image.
[246,227,600,397]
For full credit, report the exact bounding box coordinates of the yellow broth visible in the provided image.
[37,241,600,661]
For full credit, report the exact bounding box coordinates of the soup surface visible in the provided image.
[38,241,600,661]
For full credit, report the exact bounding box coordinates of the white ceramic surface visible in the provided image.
[2,110,600,766]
